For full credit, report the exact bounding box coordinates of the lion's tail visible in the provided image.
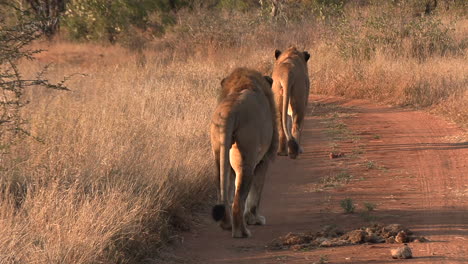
[212,113,235,222]
[280,75,299,159]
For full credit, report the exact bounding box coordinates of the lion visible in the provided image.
[210,68,278,238]
[272,47,310,159]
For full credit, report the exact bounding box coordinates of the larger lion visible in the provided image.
[272,47,310,159]
[210,68,278,238]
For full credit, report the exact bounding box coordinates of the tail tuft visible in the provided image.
[212,204,226,221]
[287,139,300,159]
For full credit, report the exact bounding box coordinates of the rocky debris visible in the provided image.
[320,239,348,247]
[346,230,366,244]
[268,232,318,250]
[329,152,345,159]
[268,223,427,251]
[413,236,429,243]
[365,233,385,243]
[280,232,315,246]
[321,225,345,237]
[391,244,413,259]
[381,224,412,238]
[395,231,408,243]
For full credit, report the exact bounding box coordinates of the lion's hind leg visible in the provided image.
[245,159,269,226]
[211,137,233,231]
[231,163,254,238]
[291,109,305,156]
[220,168,235,230]
[275,92,288,156]
[217,168,235,230]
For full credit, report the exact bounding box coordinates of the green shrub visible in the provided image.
[340,198,355,213]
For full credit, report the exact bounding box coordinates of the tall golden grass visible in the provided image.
[1,45,222,262]
[1,4,466,263]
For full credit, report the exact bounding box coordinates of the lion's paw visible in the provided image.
[246,213,266,225]
[220,220,232,230]
[277,151,288,156]
[233,227,251,238]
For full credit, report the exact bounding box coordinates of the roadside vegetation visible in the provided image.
[0,0,466,262]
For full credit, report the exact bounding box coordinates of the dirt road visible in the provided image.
[170,95,467,264]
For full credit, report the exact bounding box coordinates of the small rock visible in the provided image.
[365,227,375,235]
[329,152,345,159]
[385,236,396,243]
[395,231,407,243]
[391,244,413,259]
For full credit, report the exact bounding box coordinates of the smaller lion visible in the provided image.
[272,47,310,159]
[210,68,278,238]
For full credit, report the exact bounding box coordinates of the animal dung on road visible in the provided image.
[268,223,427,251]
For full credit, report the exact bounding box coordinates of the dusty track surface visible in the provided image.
[169,95,467,264]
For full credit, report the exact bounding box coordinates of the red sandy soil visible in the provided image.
[168,95,467,264]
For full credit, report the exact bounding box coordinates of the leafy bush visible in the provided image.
[333,10,462,61]
[364,202,376,211]
[309,0,347,21]
[62,0,179,42]
[407,17,459,60]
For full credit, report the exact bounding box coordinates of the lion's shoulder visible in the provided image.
[219,68,272,102]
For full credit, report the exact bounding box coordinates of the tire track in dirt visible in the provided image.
[400,112,468,262]
[167,95,467,264]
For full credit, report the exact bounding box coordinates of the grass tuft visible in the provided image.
[364,202,376,212]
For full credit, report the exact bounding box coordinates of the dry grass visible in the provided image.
[0,4,466,263]
[312,45,467,124]
[1,44,223,263]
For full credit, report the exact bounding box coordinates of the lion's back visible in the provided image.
[213,67,278,161]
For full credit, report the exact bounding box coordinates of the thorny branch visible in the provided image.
[1,3,71,150]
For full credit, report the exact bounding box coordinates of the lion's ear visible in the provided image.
[264,76,273,86]
[275,49,282,60]
[220,77,227,87]
[304,51,310,62]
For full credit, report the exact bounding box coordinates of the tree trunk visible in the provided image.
[271,0,279,17]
